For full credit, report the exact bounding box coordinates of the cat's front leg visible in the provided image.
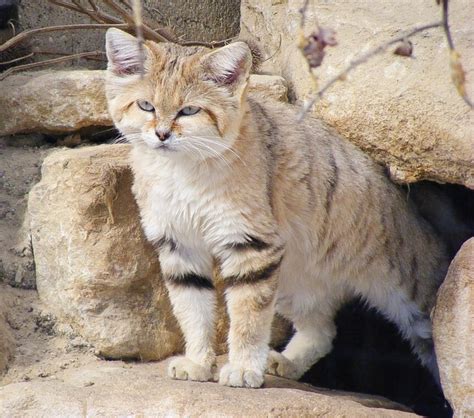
[157,238,216,382]
[217,238,284,388]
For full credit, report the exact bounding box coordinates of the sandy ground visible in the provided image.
[0,136,101,387]
[0,136,51,288]
[0,284,99,387]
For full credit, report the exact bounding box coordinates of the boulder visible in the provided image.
[0,285,15,374]
[0,357,415,417]
[27,144,290,360]
[433,238,474,417]
[0,71,110,136]
[0,71,288,136]
[240,0,474,188]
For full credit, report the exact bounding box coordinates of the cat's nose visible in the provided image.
[155,129,171,142]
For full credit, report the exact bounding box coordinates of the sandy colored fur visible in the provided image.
[105,29,450,386]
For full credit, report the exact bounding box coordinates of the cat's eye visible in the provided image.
[137,100,155,112]
[178,106,201,117]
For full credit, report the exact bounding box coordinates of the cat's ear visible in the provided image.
[105,28,147,76]
[201,42,252,90]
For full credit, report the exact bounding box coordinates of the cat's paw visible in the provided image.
[168,356,213,382]
[218,363,264,388]
[266,350,300,380]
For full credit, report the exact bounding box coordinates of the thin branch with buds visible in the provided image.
[298,22,443,120]
[441,0,472,108]
[298,0,473,119]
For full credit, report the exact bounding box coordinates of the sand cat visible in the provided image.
[105,28,449,388]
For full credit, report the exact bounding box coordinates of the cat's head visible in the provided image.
[105,28,252,161]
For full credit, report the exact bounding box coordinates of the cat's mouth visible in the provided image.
[153,143,175,152]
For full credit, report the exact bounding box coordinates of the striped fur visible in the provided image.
[105,29,450,388]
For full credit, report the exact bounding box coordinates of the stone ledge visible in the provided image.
[0,358,415,417]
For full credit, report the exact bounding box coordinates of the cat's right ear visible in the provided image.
[105,28,147,76]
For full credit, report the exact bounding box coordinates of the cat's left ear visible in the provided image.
[201,42,252,92]
[105,28,148,76]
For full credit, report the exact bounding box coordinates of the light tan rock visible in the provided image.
[0,358,415,417]
[0,71,288,136]
[241,0,474,188]
[27,144,290,360]
[433,238,474,417]
[0,286,15,374]
[0,71,110,136]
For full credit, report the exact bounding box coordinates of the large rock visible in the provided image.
[433,238,474,417]
[0,358,415,417]
[0,71,288,136]
[27,144,290,360]
[241,0,474,188]
[0,285,15,374]
[0,71,110,135]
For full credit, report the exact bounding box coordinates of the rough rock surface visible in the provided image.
[0,71,111,135]
[9,0,239,66]
[0,136,51,289]
[0,286,15,374]
[241,0,474,188]
[27,144,290,360]
[0,357,415,417]
[0,71,288,136]
[433,238,474,417]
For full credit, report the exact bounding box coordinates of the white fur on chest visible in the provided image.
[143,164,214,247]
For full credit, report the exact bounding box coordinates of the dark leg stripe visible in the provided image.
[154,236,177,252]
[166,273,214,290]
[225,235,271,251]
[225,256,283,287]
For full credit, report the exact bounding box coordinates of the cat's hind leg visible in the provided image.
[268,302,338,380]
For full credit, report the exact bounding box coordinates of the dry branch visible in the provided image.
[0,52,34,66]
[0,51,104,80]
[298,0,473,119]
[298,21,443,120]
[0,23,127,54]
[441,0,472,108]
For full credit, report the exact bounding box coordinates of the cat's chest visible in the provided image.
[138,168,221,246]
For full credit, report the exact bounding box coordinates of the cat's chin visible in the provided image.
[141,142,176,153]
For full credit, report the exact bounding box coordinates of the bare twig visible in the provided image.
[441,0,454,50]
[0,23,127,54]
[48,0,229,48]
[0,51,104,80]
[7,20,16,37]
[441,0,473,108]
[298,21,443,120]
[0,52,34,66]
[132,0,145,77]
[180,38,233,48]
[103,0,172,42]
[48,0,126,26]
